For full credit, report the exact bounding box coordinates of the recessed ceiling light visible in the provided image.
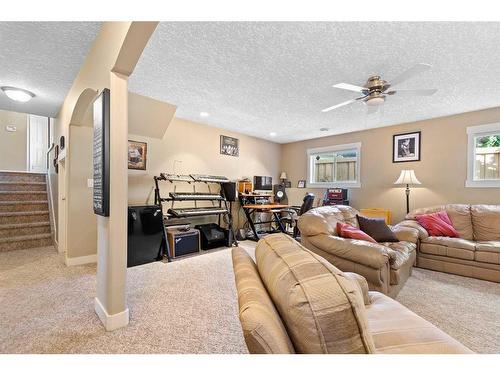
[200,111,210,117]
[1,86,35,103]
[320,127,330,132]
[269,132,277,137]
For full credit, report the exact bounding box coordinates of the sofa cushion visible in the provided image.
[475,241,500,265]
[471,205,500,241]
[232,247,295,354]
[366,292,473,354]
[337,222,377,243]
[420,238,475,261]
[415,211,460,238]
[383,241,417,270]
[407,204,473,240]
[298,205,359,237]
[422,236,476,251]
[255,234,376,354]
[357,215,399,243]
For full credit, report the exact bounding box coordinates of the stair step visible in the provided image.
[0,181,47,191]
[0,201,49,212]
[0,211,50,225]
[0,233,53,252]
[0,191,47,201]
[0,171,46,183]
[0,221,51,237]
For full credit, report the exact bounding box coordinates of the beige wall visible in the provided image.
[128,117,281,205]
[67,125,96,257]
[282,107,500,223]
[0,109,28,171]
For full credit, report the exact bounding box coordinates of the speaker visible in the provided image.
[195,223,228,249]
[222,181,237,202]
[167,228,200,258]
[273,184,287,203]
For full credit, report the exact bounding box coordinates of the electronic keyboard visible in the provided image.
[168,192,224,201]
[190,174,230,183]
[167,207,229,218]
[159,173,194,182]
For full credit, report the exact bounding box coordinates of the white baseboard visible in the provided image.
[94,297,129,331]
[65,253,97,266]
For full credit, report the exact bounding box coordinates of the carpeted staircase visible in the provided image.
[0,171,53,252]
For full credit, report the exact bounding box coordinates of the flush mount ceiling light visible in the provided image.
[269,132,277,137]
[1,86,35,103]
[199,111,210,117]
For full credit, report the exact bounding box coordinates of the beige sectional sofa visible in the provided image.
[397,204,500,283]
[232,234,472,354]
[297,205,419,297]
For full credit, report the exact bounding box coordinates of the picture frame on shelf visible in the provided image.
[297,179,306,188]
[393,131,421,163]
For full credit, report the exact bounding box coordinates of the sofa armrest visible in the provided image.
[307,234,395,269]
[390,225,419,243]
[343,272,371,305]
[395,220,429,240]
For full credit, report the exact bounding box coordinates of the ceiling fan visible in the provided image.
[322,63,437,114]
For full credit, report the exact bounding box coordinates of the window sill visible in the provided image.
[465,180,500,188]
[308,182,361,188]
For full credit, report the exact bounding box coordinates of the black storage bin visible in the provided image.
[127,205,164,267]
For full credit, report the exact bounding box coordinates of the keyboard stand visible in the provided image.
[154,174,238,260]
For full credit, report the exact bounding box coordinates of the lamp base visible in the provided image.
[405,185,410,214]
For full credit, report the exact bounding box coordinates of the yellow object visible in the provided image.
[359,208,392,225]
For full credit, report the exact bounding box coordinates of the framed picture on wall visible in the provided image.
[393,131,421,163]
[128,140,147,170]
[297,179,306,188]
[220,135,239,157]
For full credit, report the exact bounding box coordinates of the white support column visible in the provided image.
[94,71,129,331]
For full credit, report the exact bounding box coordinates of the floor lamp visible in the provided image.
[394,170,421,214]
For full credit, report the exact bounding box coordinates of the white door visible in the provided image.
[28,115,48,173]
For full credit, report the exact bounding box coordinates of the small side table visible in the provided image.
[359,208,392,225]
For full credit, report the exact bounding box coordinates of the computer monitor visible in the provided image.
[253,176,272,191]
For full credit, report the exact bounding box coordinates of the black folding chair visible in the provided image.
[279,193,315,239]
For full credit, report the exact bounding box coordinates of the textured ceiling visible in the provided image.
[130,22,500,144]
[0,22,101,117]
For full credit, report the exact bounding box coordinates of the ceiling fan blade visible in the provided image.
[321,96,365,113]
[389,63,432,87]
[386,88,437,96]
[333,83,367,93]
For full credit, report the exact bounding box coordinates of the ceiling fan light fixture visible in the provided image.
[365,96,385,106]
[1,86,35,103]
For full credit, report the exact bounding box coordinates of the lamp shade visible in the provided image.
[280,172,287,180]
[394,170,421,185]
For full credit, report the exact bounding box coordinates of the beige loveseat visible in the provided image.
[397,204,500,283]
[297,205,418,297]
[232,234,472,354]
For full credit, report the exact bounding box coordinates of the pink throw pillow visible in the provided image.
[415,211,460,237]
[337,222,378,243]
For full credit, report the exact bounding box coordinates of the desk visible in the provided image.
[242,203,290,241]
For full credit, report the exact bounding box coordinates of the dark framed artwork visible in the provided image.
[297,179,306,188]
[220,135,239,157]
[393,131,421,163]
[93,88,110,217]
[128,140,148,170]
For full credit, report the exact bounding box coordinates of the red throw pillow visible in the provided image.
[415,211,460,237]
[336,222,377,243]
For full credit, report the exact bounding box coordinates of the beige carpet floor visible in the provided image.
[1,243,499,354]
